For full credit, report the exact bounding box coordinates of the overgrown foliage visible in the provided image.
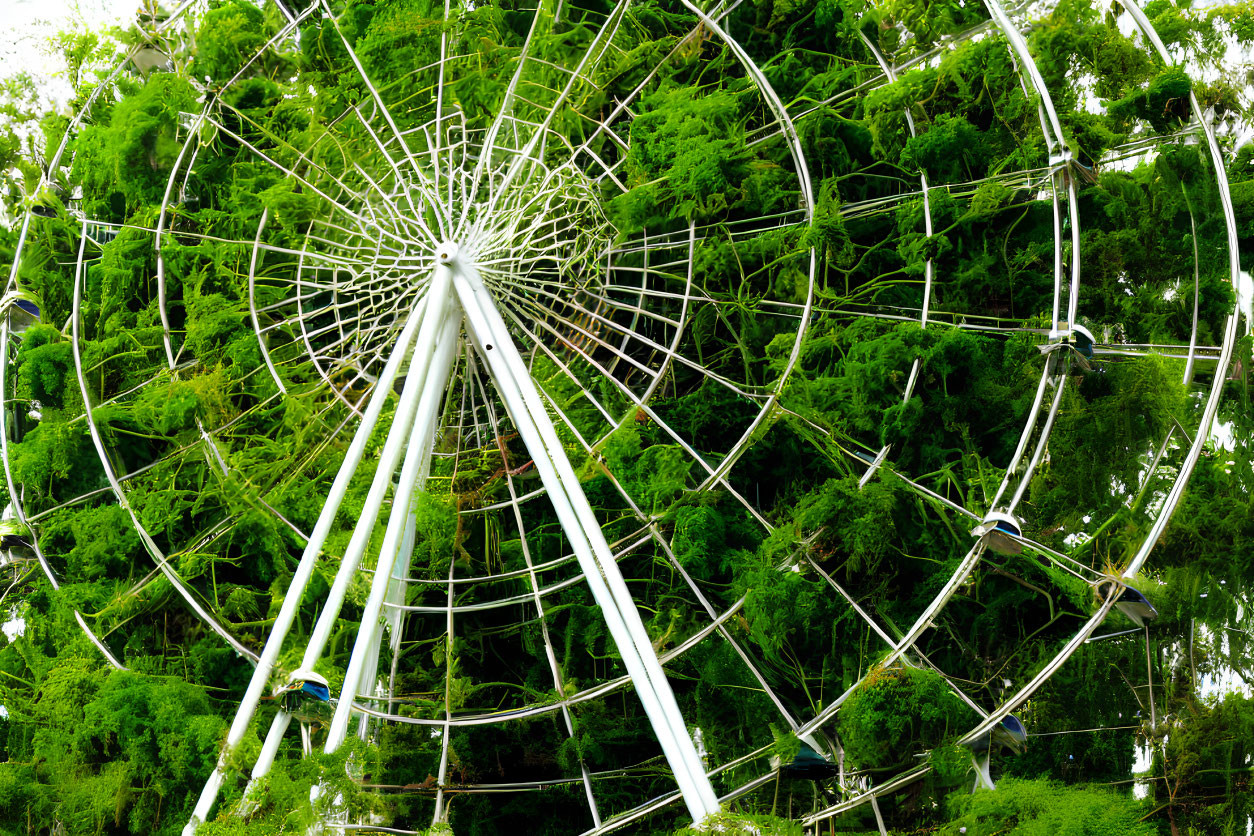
[0,0,1252,833]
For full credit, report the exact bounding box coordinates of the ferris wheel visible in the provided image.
[2,0,1247,832]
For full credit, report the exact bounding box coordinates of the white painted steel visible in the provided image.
[184,303,427,833]
[325,280,459,752]
[8,1,1240,832]
[450,255,721,822]
[246,273,456,788]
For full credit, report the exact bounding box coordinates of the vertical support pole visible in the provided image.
[869,795,889,836]
[183,299,428,835]
[246,268,456,790]
[432,560,457,824]
[450,256,720,823]
[324,274,460,753]
[357,508,419,743]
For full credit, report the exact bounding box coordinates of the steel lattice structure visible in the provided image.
[1,0,1248,832]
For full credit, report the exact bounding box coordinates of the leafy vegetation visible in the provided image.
[0,0,1251,833]
[939,777,1159,835]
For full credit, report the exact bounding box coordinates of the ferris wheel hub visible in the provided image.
[435,242,460,265]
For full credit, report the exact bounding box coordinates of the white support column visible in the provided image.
[449,255,720,823]
[324,272,460,752]
[247,269,458,787]
[184,301,428,835]
[357,506,419,742]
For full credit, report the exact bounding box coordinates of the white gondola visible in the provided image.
[275,668,333,713]
[274,669,333,756]
[1092,579,1160,728]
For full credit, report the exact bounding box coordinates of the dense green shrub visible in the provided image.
[838,665,976,773]
[939,777,1157,835]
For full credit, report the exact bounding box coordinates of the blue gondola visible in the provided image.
[276,669,333,724]
[974,511,1023,556]
[779,742,839,781]
[277,668,331,701]
[993,519,1019,536]
[965,716,1028,754]
[300,678,331,702]
[3,291,41,336]
[1071,324,1096,359]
